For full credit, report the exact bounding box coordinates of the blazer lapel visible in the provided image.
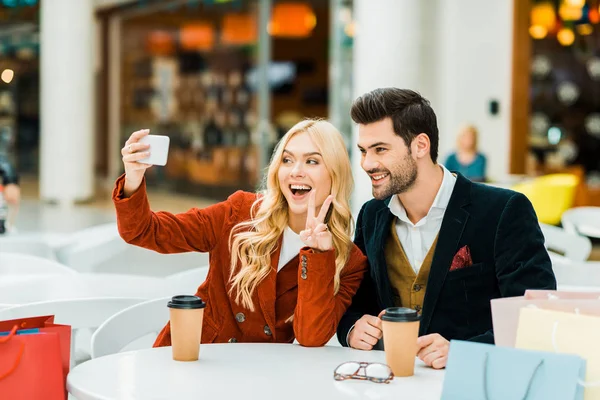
[420,174,472,334]
[256,237,281,336]
[370,204,395,308]
[276,255,299,298]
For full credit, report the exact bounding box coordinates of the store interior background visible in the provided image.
[0,0,599,227]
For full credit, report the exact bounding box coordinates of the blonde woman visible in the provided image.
[113,120,367,347]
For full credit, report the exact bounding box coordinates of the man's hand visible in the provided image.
[416,333,449,369]
[348,314,383,350]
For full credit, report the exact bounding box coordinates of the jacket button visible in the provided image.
[264,325,272,336]
[414,305,422,313]
[413,284,422,292]
[301,272,307,280]
[301,255,307,266]
[228,338,237,343]
[235,312,246,323]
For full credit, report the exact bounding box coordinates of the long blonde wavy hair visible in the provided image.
[228,119,354,311]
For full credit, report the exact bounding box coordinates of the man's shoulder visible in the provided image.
[466,180,527,216]
[469,180,519,201]
[359,197,390,217]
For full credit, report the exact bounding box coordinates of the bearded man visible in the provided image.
[337,88,556,369]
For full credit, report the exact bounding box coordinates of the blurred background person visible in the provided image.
[444,124,487,182]
[0,154,20,233]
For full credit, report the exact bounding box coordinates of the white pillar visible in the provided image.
[40,0,95,205]
[435,0,514,182]
[351,0,430,216]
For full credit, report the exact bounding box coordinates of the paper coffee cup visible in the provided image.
[381,307,420,377]
[168,295,206,361]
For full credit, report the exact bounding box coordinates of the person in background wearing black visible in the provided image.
[0,155,20,233]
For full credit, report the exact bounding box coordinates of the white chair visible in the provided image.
[166,266,209,294]
[0,235,58,260]
[561,207,600,238]
[553,260,600,289]
[54,223,128,272]
[0,297,144,366]
[0,253,76,275]
[91,296,170,358]
[56,222,210,276]
[111,247,210,277]
[539,223,592,262]
[548,252,572,267]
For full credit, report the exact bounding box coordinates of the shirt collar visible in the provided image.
[388,165,457,225]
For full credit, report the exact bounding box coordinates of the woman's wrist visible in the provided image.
[123,176,142,198]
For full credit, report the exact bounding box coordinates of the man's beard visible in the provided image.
[371,154,418,200]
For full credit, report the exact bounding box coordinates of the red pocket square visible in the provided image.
[450,246,473,271]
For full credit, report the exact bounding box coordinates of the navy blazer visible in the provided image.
[337,173,556,345]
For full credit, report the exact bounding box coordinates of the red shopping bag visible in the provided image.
[0,316,71,395]
[0,326,66,399]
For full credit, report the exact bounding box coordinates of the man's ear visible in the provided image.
[413,133,431,159]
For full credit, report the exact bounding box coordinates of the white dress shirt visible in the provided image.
[277,226,305,271]
[387,165,457,273]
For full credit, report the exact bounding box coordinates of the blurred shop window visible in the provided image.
[528,0,600,204]
[119,1,260,200]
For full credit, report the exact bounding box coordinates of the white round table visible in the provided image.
[0,273,180,304]
[67,344,445,400]
[558,284,600,293]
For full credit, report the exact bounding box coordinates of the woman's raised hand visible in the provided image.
[299,190,334,252]
[121,129,152,197]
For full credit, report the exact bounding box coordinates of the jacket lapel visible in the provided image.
[371,204,395,308]
[276,255,299,297]
[256,236,281,336]
[420,174,472,334]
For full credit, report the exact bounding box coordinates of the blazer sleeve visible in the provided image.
[112,174,246,254]
[466,192,556,344]
[336,204,381,347]
[293,245,367,347]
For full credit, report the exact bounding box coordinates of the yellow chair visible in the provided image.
[511,174,579,225]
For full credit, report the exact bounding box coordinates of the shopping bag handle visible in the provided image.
[483,352,544,400]
[0,326,25,381]
[551,321,600,387]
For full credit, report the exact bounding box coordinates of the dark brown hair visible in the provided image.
[350,88,439,163]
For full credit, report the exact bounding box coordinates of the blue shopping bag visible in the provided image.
[441,340,586,400]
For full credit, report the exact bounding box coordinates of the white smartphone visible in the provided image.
[138,134,170,166]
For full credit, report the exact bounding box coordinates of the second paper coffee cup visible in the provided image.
[168,295,206,362]
[381,307,420,377]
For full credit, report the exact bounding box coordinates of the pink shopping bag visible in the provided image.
[491,292,600,347]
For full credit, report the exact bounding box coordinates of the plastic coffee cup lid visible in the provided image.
[167,295,206,310]
[381,307,420,322]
